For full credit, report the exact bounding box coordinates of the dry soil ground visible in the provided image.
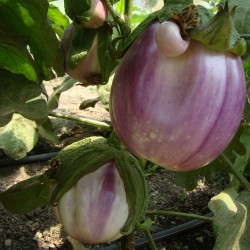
[0,77,229,250]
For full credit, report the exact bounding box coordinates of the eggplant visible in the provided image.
[110,22,246,171]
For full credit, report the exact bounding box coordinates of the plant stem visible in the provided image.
[241,34,250,39]
[221,153,250,192]
[48,111,111,130]
[124,0,133,25]
[120,232,135,250]
[103,0,127,30]
[144,229,158,250]
[146,210,214,222]
[103,0,131,58]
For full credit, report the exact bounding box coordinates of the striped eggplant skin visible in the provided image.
[83,0,108,28]
[54,162,129,243]
[110,22,246,172]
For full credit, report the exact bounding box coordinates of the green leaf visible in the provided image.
[48,4,70,38]
[209,189,250,250]
[233,124,250,173]
[47,76,77,111]
[0,114,39,160]
[0,69,48,127]
[0,22,39,83]
[0,0,64,80]
[37,118,60,144]
[240,125,250,177]
[115,0,125,14]
[244,100,250,123]
[0,173,51,214]
[219,124,250,188]
[79,97,100,110]
[131,10,152,29]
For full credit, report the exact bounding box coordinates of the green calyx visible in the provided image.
[64,0,92,24]
[50,136,148,236]
[67,26,97,69]
[188,1,246,56]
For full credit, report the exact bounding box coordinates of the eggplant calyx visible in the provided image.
[49,136,148,236]
[188,1,246,56]
[170,4,200,40]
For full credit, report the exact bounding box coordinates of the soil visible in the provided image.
[0,77,229,250]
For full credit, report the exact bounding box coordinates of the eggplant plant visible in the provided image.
[1,0,250,249]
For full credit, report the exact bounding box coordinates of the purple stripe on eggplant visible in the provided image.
[89,163,116,240]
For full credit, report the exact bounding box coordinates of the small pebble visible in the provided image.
[5,239,12,247]
[196,236,204,243]
[49,243,56,249]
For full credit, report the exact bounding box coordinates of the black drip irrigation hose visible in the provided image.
[100,213,213,249]
[0,152,59,167]
[0,152,214,248]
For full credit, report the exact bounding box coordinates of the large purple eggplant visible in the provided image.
[110,22,246,171]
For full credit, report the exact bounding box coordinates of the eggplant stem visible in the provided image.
[146,210,214,222]
[124,0,133,25]
[240,34,250,39]
[48,111,111,129]
[103,0,131,58]
[144,229,158,250]
[121,232,135,250]
[103,0,130,34]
